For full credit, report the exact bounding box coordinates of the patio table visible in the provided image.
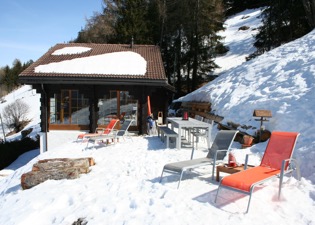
[166,117,212,150]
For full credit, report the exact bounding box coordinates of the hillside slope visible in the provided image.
[214,8,264,75]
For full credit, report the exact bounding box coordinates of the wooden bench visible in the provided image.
[156,123,166,138]
[159,126,178,148]
[181,101,224,123]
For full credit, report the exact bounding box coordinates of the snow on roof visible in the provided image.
[34,51,147,75]
[51,47,92,55]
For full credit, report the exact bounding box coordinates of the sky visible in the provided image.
[0,0,103,68]
[0,8,315,225]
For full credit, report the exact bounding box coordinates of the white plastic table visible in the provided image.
[166,117,212,150]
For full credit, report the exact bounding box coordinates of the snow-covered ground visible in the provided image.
[0,8,314,225]
[214,8,264,75]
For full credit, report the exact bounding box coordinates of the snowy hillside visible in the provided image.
[180,28,315,141]
[214,8,264,75]
[180,27,315,182]
[0,85,41,141]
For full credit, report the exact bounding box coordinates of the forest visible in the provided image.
[1,0,314,98]
[0,59,33,97]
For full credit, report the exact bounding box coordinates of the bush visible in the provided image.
[215,43,229,56]
[0,137,39,170]
[2,99,30,133]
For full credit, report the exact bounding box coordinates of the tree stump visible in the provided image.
[21,157,95,190]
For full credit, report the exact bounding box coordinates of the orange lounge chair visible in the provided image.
[77,119,119,141]
[215,131,300,213]
[85,119,134,149]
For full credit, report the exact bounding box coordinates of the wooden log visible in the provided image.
[21,169,80,190]
[20,157,95,190]
[32,158,92,174]
[36,157,95,167]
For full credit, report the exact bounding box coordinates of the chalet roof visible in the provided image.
[19,43,174,90]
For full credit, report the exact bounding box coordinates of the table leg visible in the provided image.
[206,125,212,148]
[216,168,220,182]
[177,127,181,149]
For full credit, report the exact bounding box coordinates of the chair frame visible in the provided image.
[115,119,134,141]
[85,119,134,149]
[190,119,214,159]
[160,130,239,188]
[77,119,119,141]
[214,131,300,213]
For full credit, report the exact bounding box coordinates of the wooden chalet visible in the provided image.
[19,43,174,135]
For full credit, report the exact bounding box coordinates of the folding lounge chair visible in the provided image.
[77,119,119,141]
[215,131,300,213]
[115,119,134,141]
[160,130,239,188]
[85,119,134,149]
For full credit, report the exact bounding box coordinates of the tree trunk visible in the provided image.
[32,157,94,174]
[21,157,95,190]
[302,0,315,28]
[21,169,80,190]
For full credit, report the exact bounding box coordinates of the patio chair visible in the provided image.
[182,115,203,141]
[160,130,239,188]
[190,119,214,158]
[214,131,300,213]
[77,119,119,141]
[116,119,134,141]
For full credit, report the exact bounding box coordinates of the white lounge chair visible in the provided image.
[160,130,239,188]
[85,119,134,149]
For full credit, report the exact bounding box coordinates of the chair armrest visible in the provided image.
[280,158,301,180]
[95,128,105,134]
[244,153,261,169]
[104,128,116,132]
[278,157,301,199]
[213,149,229,165]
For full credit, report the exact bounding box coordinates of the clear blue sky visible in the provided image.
[0,0,103,68]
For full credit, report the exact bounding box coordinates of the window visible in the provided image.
[50,90,89,125]
[98,91,138,125]
[49,89,137,128]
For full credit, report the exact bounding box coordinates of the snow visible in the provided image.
[35,51,147,75]
[214,8,264,74]
[179,28,315,146]
[52,47,92,55]
[0,8,315,225]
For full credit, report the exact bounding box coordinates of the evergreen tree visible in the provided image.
[11,59,22,87]
[74,10,116,43]
[73,0,225,95]
[160,0,225,93]
[302,0,315,28]
[1,66,11,92]
[1,59,33,93]
[250,0,312,59]
[114,0,153,44]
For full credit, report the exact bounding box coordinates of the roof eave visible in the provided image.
[18,76,175,91]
